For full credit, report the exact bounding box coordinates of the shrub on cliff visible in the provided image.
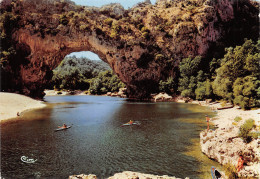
[110,21,120,38]
[104,18,113,26]
[59,14,69,25]
[239,119,256,143]
[141,27,151,39]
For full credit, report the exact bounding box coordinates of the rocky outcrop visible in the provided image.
[153,92,173,102]
[200,129,259,177]
[69,171,186,179]
[106,88,127,97]
[200,106,260,178]
[0,0,259,98]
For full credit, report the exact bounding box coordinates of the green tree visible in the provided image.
[51,56,111,90]
[89,70,125,94]
[89,78,102,94]
[159,77,176,94]
[178,56,202,98]
[233,76,260,109]
[212,39,260,108]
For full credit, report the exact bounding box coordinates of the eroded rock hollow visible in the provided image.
[0,0,258,98]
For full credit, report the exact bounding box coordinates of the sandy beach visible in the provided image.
[197,101,260,127]
[0,92,46,121]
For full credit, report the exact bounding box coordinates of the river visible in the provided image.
[0,95,220,178]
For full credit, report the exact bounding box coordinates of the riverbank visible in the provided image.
[0,92,46,121]
[44,89,127,98]
[188,100,260,178]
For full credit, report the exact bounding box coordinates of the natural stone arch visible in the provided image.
[1,0,258,98]
[15,26,164,98]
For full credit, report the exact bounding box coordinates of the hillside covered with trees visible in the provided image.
[51,56,125,94]
[159,39,260,109]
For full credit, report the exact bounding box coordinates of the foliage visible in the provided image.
[212,39,260,108]
[110,21,120,38]
[177,40,259,105]
[178,56,212,99]
[59,14,69,25]
[233,76,259,109]
[104,18,113,26]
[223,163,238,178]
[155,54,165,61]
[209,58,221,76]
[141,26,150,39]
[214,40,260,93]
[250,132,260,140]
[0,12,20,66]
[52,56,125,94]
[52,56,111,90]
[239,119,256,143]
[234,116,242,122]
[79,24,89,31]
[159,77,176,94]
[89,70,125,94]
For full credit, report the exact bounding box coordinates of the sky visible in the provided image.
[67,51,102,60]
[67,0,156,60]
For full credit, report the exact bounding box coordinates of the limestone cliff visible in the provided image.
[69,171,185,179]
[0,0,258,98]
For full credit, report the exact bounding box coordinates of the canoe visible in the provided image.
[211,166,222,179]
[121,122,140,127]
[122,123,137,126]
[55,126,71,131]
[21,156,37,163]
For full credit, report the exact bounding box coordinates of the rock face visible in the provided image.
[69,171,185,179]
[0,0,258,98]
[200,129,259,177]
[200,106,260,178]
[153,92,173,102]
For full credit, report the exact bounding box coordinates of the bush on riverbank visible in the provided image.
[234,116,242,122]
[223,163,238,178]
[239,119,256,143]
[89,71,125,95]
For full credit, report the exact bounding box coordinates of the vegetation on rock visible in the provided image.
[239,119,256,143]
[223,163,238,179]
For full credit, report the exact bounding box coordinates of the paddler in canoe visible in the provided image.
[58,123,68,129]
[121,120,134,127]
[128,120,134,125]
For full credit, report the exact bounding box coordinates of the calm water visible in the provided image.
[1,95,219,179]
